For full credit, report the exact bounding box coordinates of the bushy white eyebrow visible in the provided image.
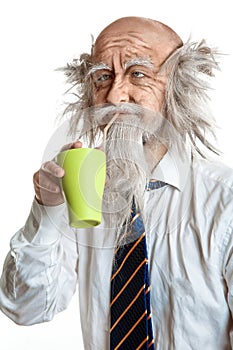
[88,63,112,76]
[124,58,154,70]
[88,58,153,76]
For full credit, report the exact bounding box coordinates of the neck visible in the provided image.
[143,140,167,173]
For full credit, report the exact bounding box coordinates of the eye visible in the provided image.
[92,71,113,82]
[92,71,113,88]
[131,71,145,78]
[97,73,112,82]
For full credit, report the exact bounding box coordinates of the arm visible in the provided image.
[0,198,78,325]
[223,221,233,348]
[0,141,82,325]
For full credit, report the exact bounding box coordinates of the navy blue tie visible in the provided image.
[110,181,166,349]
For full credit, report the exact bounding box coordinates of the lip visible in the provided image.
[99,117,124,130]
[97,110,137,130]
[108,111,133,118]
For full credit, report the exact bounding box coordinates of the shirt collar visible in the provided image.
[151,142,192,191]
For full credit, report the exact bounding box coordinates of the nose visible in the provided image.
[106,79,130,104]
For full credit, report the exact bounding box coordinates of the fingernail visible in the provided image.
[55,168,64,177]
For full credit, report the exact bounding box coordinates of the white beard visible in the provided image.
[87,103,169,245]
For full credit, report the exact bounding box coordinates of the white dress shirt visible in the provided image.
[1,145,233,350]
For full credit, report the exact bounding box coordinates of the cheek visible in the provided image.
[133,82,165,110]
[92,87,107,105]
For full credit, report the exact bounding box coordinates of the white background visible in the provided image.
[0,1,232,349]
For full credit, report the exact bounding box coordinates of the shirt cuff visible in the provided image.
[23,198,67,245]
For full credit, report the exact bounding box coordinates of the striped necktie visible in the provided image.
[110,180,167,349]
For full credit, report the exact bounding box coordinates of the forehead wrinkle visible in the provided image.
[100,31,151,44]
[94,31,152,53]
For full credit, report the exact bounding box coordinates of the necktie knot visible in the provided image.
[146,180,167,191]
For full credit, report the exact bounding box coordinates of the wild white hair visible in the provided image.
[161,40,221,156]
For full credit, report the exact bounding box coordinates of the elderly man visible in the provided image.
[1,16,233,350]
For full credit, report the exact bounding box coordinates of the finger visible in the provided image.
[35,187,64,206]
[34,171,61,194]
[60,140,83,152]
[71,140,83,149]
[41,161,65,178]
[95,144,104,152]
[33,170,64,206]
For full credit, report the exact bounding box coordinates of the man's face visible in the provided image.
[90,27,169,113]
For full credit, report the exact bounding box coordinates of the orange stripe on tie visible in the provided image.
[130,212,140,225]
[111,232,146,281]
[114,311,147,350]
[110,259,148,306]
[136,336,149,349]
[110,284,145,332]
[149,339,155,347]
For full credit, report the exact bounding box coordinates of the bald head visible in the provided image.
[93,16,183,63]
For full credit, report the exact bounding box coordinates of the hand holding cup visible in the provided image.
[33,141,83,207]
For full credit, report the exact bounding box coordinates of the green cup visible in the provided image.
[56,148,106,228]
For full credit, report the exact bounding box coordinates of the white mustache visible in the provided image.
[95,103,142,115]
[92,103,143,127]
[75,103,171,149]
